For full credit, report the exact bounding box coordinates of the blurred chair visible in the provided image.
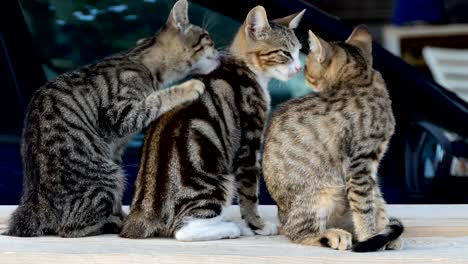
[423,47,468,102]
[405,121,468,203]
[405,47,468,202]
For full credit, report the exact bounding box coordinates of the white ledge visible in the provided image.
[1,205,468,263]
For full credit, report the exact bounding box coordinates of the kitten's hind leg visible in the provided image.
[374,189,389,232]
[174,216,241,241]
[58,208,123,238]
[374,189,403,250]
[58,181,123,237]
[346,158,379,242]
[285,192,352,251]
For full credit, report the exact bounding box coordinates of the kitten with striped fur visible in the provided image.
[262,26,404,252]
[120,6,305,241]
[6,0,219,237]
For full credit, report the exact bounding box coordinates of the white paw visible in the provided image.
[235,221,255,236]
[225,222,242,239]
[174,219,240,241]
[254,221,278,236]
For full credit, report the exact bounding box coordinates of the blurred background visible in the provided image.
[0,0,467,205]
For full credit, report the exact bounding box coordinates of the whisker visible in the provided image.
[203,12,218,32]
[202,13,209,30]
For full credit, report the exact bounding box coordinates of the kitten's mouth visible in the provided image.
[288,66,302,79]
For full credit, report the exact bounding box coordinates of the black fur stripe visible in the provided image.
[192,33,208,48]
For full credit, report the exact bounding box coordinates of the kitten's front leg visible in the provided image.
[235,163,276,236]
[234,143,277,236]
[374,189,404,250]
[346,160,378,242]
[150,79,205,117]
[107,79,205,137]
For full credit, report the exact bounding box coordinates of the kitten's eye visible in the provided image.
[281,50,292,58]
[192,33,209,48]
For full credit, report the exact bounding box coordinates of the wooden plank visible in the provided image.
[4,205,468,237]
[1,205,468,263]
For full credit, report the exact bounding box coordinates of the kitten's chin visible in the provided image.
[274,76,290,82]
[273,73,296,82]
[207,60,221,73]
[270,69,299,82]
[197,59,220,75]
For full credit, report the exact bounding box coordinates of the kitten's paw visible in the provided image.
[225,222,242,239]
[178,79,205,100]
[119,212,152,239]
[254,221,278,236]
[385,238,404,250]
[175,220,241,241]
[321,229,353,251]
[235,221,255,236]
[100,215,123,234]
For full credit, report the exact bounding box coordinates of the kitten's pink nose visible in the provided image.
[294,66,302,73]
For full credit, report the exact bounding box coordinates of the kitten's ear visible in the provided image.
[167,0,189,31]
[245,6,271,40]
[346,25,372,54]
[308,30,330,64]
[272,9,305,29]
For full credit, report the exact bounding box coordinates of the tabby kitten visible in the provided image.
[6,0,219,237]
[120,6,304,241]
[262,26,404,252]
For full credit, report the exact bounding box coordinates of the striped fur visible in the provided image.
[120,6,304,240]
[262,26,404,252]
[5,0,219,238]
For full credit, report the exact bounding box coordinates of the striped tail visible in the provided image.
[352,217,404,252]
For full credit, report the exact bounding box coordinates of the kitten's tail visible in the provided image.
[352,217,404,253]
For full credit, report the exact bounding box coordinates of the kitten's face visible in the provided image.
[240,7,305,81]
[166,0,219,75]
[177,25,219,75]
[139,0,219,80]
[304,26,373,92]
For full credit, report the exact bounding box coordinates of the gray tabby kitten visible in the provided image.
[263,26,404,252]
[6,0,219,237]
[120,6,304,241]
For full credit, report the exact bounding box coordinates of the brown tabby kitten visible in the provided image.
[6,0,219,237]
[262,26,404,252]
[120,6,304,241]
